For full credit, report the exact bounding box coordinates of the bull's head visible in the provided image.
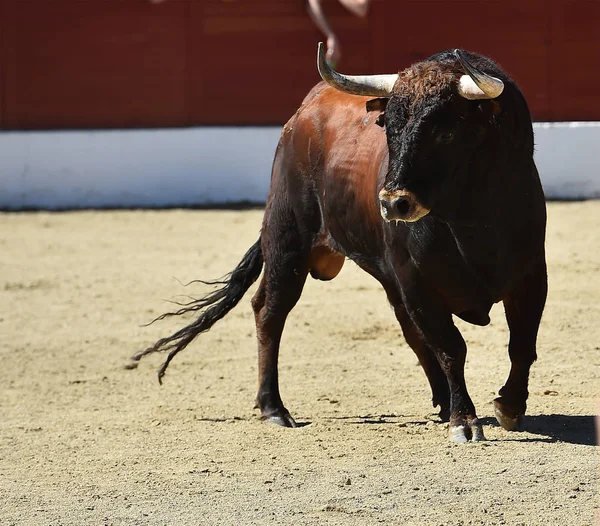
[317,43,505,223]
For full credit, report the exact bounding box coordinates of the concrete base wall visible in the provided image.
[0,123,598,209]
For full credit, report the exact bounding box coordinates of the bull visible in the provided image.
[134,44,547,442]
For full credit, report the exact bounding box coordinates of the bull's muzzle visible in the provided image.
[378,189,430,223]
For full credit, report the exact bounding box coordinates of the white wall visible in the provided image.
[0,123,598,209]
[533,122,599,199]
[0,128,281,209]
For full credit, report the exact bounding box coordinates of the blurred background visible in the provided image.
[0,0,598,208]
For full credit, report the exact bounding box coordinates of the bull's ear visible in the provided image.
[366,97,388,113]
[366,97,388,127]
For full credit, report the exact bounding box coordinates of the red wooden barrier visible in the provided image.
[0,0,597,129]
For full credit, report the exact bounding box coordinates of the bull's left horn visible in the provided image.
[317,42,398,97]
[455,49,504,100]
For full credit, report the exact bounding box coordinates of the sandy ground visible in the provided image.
[1,202,598,525]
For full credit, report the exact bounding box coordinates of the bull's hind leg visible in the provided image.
[495,262,547,430]
[251,209,310,427]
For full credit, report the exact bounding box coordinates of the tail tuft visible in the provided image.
[132,237,263,383]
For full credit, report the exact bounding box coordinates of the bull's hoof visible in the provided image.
[261,409,297,428]
[494,398,523,431]
[449,418,485,443]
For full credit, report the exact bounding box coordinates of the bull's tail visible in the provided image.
[132,237,263,383]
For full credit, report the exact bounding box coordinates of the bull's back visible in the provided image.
[273,83,388,259]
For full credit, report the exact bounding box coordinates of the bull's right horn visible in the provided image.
[455,49,504,100]
[317,42,398,97]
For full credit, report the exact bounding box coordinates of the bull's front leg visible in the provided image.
[401,277,484,442]
[495,262,547,431]
[427,321,485,442]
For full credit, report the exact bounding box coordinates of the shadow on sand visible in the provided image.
[478,414,597,446]
[520,414,597,446]
[327,413,597,446]
[193,412,597,444]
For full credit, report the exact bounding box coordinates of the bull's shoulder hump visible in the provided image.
[297,83,372,116]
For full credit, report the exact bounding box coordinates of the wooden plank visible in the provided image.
[549,0,600,121]
[3,0,189,129]
[370,0,551,120]
[191,0,371,124]
[0,0,4,127]
[0,0,597,128]
[1,0,17,128]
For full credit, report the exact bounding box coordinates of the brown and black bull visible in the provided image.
[134,44,547,442]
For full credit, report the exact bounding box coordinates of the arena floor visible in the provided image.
[1,202,598,525]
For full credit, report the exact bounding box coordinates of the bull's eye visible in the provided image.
[437,131,454,144]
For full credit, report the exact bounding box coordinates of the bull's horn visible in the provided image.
[454,49,504,100]
[317,42,398,97]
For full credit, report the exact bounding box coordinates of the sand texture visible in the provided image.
[1,202,598,525]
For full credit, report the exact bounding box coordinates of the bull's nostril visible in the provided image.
[396,198,411,217]
[379,192,419,222]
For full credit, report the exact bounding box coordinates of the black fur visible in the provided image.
[132,238,263,383]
